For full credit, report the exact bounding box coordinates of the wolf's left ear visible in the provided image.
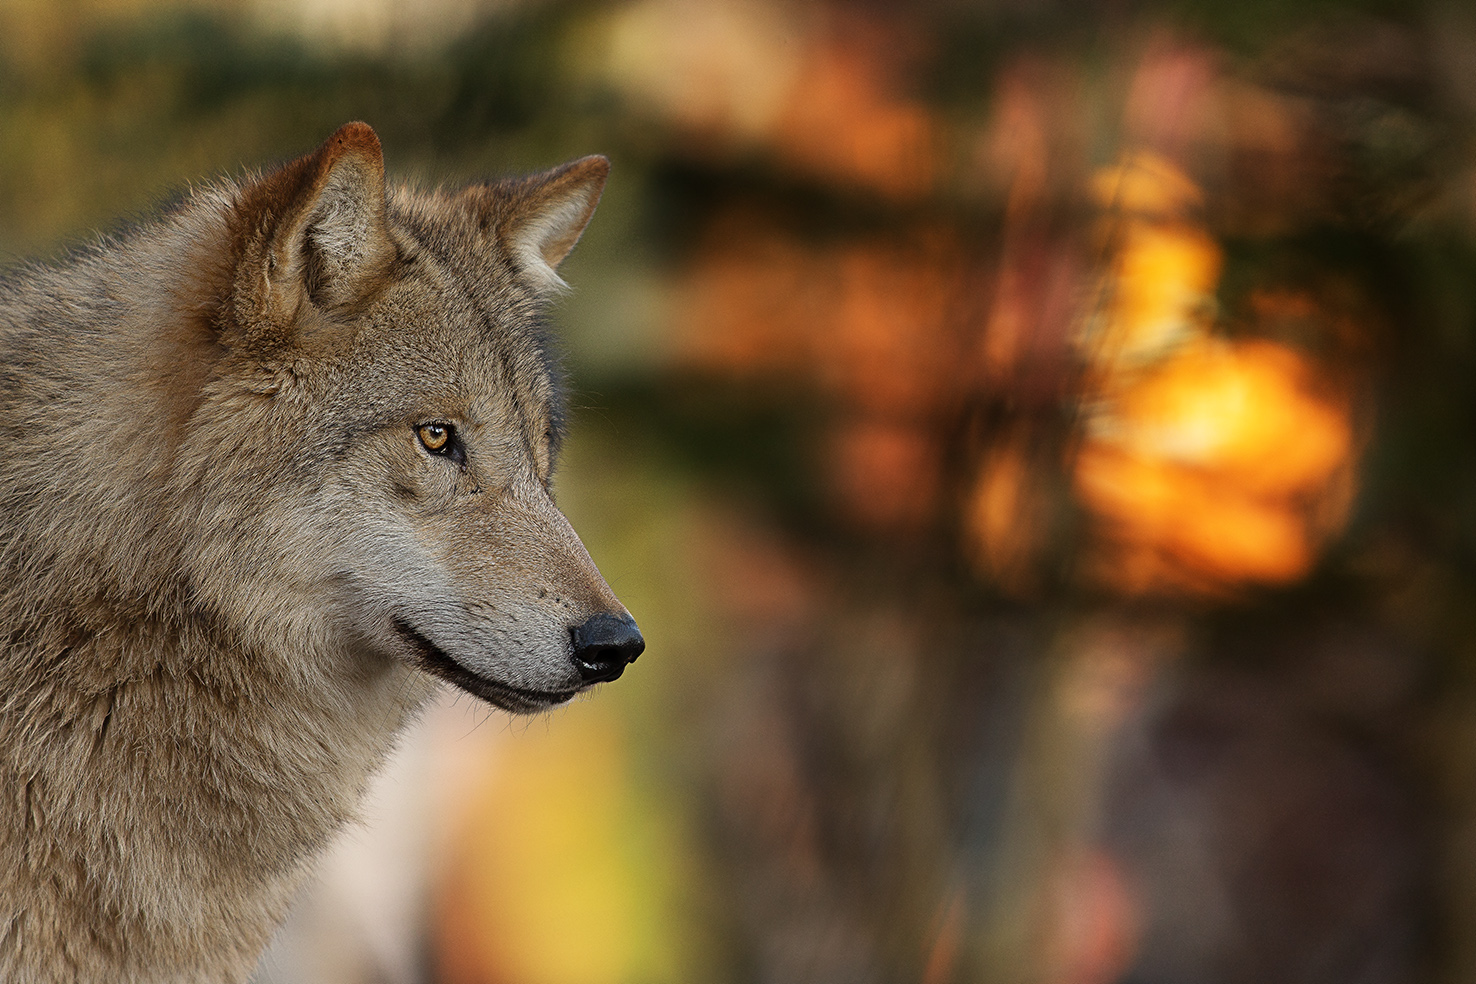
[472,156,609,294]
[232,122,395,343]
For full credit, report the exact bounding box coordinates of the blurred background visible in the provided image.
[4,0,1476,981]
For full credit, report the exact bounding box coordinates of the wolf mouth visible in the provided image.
[392,617,578,712]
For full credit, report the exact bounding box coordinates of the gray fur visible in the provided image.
[0,123,629,983]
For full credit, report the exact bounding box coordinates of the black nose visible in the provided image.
[570,613,644,684]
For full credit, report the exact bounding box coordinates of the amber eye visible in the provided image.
[416,423,452,453]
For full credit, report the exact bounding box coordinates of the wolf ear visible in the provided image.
[470,155,609,294]
[232,122,395,342]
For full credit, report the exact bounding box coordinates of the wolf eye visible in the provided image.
[416,423,452,453]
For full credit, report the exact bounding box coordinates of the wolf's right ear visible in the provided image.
[464,155,610,295]
[229,122,395,348]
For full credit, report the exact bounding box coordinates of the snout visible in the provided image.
[570,613,644,684]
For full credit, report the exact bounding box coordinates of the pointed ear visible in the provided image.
[473,155,609,294]
[231,122,395,343]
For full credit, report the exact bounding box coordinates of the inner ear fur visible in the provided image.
[466,155,610,294]
[230,121,395,347]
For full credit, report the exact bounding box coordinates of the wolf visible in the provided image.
[0,122,643,983]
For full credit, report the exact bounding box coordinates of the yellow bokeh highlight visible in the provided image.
[1092,220,1222,370]
[435,701,687,984]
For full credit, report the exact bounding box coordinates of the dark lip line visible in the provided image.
[392,617,577,712]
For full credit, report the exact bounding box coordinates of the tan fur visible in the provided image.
[0,123,636,983]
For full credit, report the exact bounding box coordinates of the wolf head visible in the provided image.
[174,122,641,713]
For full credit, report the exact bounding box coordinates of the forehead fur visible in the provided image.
[379,185,569,435]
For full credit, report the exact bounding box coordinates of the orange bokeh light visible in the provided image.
[830,419,940,530]
[965,437,1047,595]
[1099,340,1352,495]
[1073,151,1357,594]
[770,34,938,199]
[1075,321,1354,592]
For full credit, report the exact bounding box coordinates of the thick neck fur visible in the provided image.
[0,186,435,983]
